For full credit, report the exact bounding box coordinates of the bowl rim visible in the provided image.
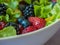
[0,19,59,40]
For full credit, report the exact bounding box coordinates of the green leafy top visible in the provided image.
[34,3,52,18]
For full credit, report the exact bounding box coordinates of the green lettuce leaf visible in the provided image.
[34,5,41,17]
[0,16,3,21]
[0,0,21,4]
[33,1,40,5]
[46,21,53,26]
[6,8,13,15]
[8,0,18,10]
[51,3,60,15]
[34,4,52,18]
[50,3,60,19]
[46,3,60,26]
[0,26,16,38]
[25,0,31,4]
[12,9,21,18]
[3,14,9,22]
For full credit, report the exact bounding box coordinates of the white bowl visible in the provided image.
[0,20,60,45]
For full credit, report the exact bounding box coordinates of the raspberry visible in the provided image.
[28,17,46,29]
[22,26,36,34]
[0,22,6,30]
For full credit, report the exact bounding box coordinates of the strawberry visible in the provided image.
[28,17,46,29]
[0,22,6,30]
[22,26,36,34]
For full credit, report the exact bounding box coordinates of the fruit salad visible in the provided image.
[0,0,60,38]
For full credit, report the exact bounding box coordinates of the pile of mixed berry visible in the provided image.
[0,0,59,38]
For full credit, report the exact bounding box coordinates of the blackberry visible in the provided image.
[18,1,29,11]
[0,4,7,15]
[23,4,35,19]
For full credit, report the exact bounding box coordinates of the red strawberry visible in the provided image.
[0,22,6,30]
[22,26,36,34]
[28,17,46,29]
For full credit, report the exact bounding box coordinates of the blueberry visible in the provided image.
[17,17,25,24]
[21,19,30,28]
[17,17,30,28]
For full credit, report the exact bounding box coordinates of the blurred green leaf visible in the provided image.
[0,26,16,38]
[40,0,51,5]
[40,4,52,18]
[25,0,31,4]
[33,1,40,5]
[34,4,52,18]
[3,14,9,22]
[46,21,53,26]
[0,16,3,21]
[6,8,13,15]
[13,13,20,18]
[34,5,41,17]
[8,0,18,10]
